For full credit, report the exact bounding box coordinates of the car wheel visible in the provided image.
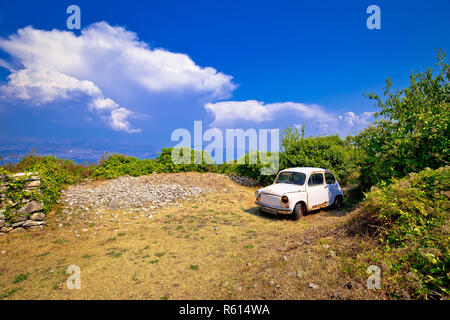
[333,196,343,209]
[292,203,304,221]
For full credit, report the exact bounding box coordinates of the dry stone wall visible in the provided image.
[0,173,46,235]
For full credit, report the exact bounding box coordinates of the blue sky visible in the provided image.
[0,0,449,162]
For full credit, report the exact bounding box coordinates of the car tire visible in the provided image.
[292,203,304,221]
[333,196,343,209]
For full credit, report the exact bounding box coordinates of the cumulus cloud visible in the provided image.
[109,108,141,133]
[205,100,333,125]
[205,100,374,136]
[0,22,236,132]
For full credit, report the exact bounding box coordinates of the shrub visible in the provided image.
[351,167,449,298]
[233,151,280,186]
[154,147,214,173]
[92,153,157,178]
[1,151,94,218]
[350,50,450,190]
[280,126,358,185]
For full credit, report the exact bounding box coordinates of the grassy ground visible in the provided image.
[0,173,385,300]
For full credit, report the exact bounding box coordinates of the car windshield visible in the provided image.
[275,172,306,185]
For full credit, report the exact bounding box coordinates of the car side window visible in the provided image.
[325,173,336,184]
[308,173,324,186]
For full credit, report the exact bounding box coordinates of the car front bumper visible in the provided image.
[255,202,292,215]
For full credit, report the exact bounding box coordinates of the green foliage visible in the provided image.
[280,125,358,185]
[1,151,94,218]
[0,168,42,222]
[351,50,450,189]
[154,147,214,173]
[360,167,449,298]
[93,153,157,178]
[233,151,280,186]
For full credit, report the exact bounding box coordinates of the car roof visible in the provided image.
[278,167,330,175]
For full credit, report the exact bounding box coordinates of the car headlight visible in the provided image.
[281,195,289,203]
[255,190,261,198]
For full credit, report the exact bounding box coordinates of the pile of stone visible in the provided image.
[61,175,207,211]
[227,173,259,187]
[0,173,46,235]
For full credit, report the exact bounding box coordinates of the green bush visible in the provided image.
[233,151,280,186]
[359,167,449,298]
[280,126,358,185]
[92,153,157,178]
[154,147,215,173]
[1,151,94,217]
[350,50,450,190]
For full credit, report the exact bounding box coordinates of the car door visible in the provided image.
[325,172,339,204]
[306,172,328,210]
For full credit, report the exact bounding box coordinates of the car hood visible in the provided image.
[260,183,305,196]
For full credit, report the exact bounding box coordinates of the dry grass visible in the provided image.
[0,173,386,300]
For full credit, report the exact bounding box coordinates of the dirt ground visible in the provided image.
[0,172,385,300]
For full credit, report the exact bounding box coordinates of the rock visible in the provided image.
[322,244,330,249]
[10,227,25,234]
[59,175,208,212]
[269,280,275,286]
[296,270,306,279]
[11,214,28,223]
[0,220,5,228]
[30,212,46,221]
[11,221,26,228]
[308,282,319,290]
[12,172,38,179]
[0,226,13,233]
[25,180,40,188]
[16,201,43,216]
[281,255,288,261]
[22,220,45,228]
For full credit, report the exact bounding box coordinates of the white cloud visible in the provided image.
[0,22,236,132]
[109,108,141,133]
[205,100,333,126]
[205,100,373,136]
[89,98,119,111]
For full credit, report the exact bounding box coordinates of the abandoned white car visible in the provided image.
[255,167,344,220]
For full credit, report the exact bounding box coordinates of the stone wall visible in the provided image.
[0,173,46,235]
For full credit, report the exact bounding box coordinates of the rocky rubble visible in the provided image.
[227,173,258,187]
[0,173,46,235]
[60,175,209,211]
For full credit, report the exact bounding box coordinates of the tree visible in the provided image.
[351,50,450,189]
